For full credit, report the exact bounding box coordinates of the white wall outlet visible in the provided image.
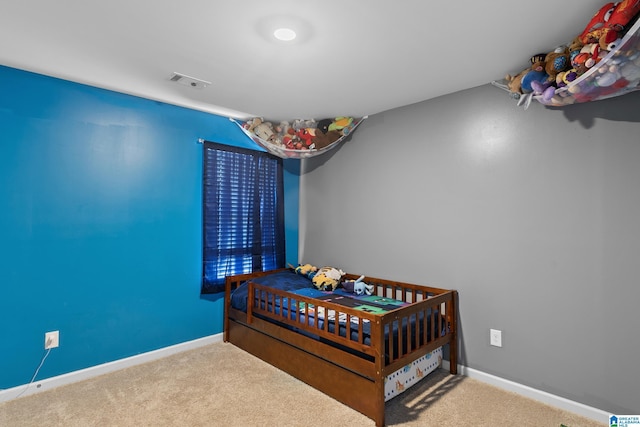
[45,330,59,349]
[490,329,502,347]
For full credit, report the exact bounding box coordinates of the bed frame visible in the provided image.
[223,268,458,427]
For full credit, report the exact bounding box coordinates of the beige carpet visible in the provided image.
[0,342,603,427]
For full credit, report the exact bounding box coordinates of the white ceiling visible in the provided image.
[1,0,607,122]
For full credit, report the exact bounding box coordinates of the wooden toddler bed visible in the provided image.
[223,268,458,427]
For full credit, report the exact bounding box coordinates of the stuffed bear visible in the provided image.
[312,118,342,149]
[342,275,374,296]
[544,46,571,81]
[311,129,341,149]
[312,266,345,291]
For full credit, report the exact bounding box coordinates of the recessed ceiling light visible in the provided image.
[273,28,296,41]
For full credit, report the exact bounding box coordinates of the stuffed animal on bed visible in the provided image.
[342,275,374,296]
[312,266,345,291]
[292,263,318,280]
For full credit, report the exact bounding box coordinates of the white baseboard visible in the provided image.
[0,333,223,403]
[442,361,609,424]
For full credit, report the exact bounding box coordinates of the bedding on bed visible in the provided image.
[230,270,313,311]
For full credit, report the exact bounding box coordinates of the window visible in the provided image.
[201,142,285,294]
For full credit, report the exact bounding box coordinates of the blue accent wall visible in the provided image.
[0,65,299,389]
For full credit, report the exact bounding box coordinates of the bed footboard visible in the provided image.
[380,291,457,374]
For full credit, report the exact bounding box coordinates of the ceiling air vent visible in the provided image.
[169,72,211,89]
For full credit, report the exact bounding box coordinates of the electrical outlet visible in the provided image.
[45,331,59,349]
[490,329,502,347]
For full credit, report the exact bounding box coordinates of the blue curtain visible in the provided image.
[202,142,285,293]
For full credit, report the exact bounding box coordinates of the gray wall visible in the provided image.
[299,85,640,415]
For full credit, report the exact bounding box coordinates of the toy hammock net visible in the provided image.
[537,17,640,107]
[230,116,367,159]
[493,6,640,108]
